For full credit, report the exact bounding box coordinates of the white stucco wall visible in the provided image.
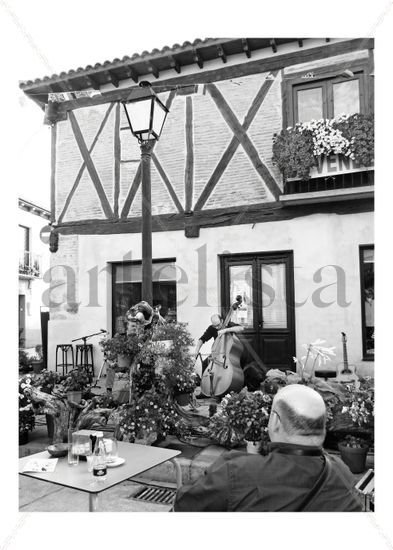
[47,209,374,377]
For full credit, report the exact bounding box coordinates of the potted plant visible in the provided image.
[33,370,63,438]
[99,333,139,368]
[19,376,35,444]
[208,389,272,451]
[63,368,90,403]
[338,435,369,474]
[272,113,374,181]
[19,349,32,373]
[161,357,197,405]
[31,344,44,374]
[114,388,189,445]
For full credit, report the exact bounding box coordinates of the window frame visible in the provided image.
[359,244,374,361]
[282,59,372,127]
[111,257,177,336]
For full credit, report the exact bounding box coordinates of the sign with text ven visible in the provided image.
[308,154,374,179]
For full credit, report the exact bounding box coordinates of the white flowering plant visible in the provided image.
[272,113,374,180]
[293,339,336,380]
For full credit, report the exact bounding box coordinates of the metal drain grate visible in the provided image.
[130,485,176,504]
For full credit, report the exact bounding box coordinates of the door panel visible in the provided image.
[221,251,295,372]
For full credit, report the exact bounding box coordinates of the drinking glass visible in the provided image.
[103,436,118,464]
[68,433,79,466]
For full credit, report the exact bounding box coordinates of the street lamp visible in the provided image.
[122,81,169,305]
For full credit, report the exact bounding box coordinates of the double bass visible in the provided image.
[200,303,244,397]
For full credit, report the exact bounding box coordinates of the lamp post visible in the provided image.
[122,82,169,304]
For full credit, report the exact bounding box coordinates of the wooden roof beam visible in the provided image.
[193,49,203,69]
[242,38,251,58]
[106,70,120,88]
[169,55,181,74]
[124,66,139,83]
[270,39,277,53]
[147,62,159,78]
[217,44,227,63]
[84,75,100,90]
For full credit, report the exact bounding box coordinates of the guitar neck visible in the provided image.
[342,338,351,373]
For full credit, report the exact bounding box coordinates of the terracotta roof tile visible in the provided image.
[19,37,217,88]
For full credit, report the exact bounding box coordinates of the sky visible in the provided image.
[2,0,393,548]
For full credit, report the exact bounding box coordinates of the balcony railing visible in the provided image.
[19,251,42,278]
[284,169,374,195]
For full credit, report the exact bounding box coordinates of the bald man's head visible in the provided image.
[211,314,223,328]
[269,385,326,445]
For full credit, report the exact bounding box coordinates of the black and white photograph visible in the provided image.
[2,0,392,548]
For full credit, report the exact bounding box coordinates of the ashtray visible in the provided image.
[47,443,68,458]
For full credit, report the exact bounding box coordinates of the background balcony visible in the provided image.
[19,251,42,278]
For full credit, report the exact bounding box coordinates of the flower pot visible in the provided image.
[245,440,262,455]
[31,360,44,374]
[174,392,191,406]
[19,431,29,445]
[67,390,83,403]
[117,354,131,369]
[338,443,369,474]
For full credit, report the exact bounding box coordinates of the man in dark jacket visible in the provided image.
[174,384,362,512]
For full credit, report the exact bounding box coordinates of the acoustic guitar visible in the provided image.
[200,304,244,397]
[336,332,360,387]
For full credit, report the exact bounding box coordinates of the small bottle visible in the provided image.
[92,437,107,480]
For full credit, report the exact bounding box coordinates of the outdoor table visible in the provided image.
[19,441,181,511]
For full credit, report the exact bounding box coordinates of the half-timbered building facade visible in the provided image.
[20,37,374,376]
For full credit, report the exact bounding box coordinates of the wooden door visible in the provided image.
[221,251,296,372]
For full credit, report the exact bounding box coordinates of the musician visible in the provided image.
[194,313,244,375]
[174,384,362,512]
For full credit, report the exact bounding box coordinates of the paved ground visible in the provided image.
[19,379,374,512]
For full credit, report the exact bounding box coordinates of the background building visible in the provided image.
[20,37,374,377]
[18,198,50,350]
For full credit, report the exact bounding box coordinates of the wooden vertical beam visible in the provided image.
[50,122,57,223]
[84,75,100,90]
[298,39,303,48]
[185,96,194,212]
[114,103,121,218]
